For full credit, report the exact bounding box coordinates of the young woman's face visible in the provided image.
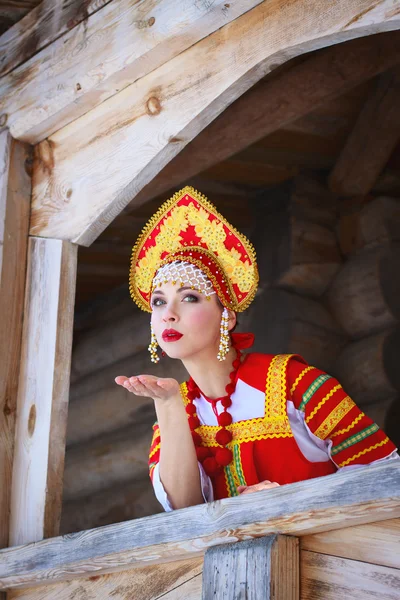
[150,281,234,361]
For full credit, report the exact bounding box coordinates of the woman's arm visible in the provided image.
[154,392,204,509]
[116,374,204,509]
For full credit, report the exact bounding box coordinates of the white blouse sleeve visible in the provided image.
[152,461,214,512]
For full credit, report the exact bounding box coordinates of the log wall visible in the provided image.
[63,173,400,533]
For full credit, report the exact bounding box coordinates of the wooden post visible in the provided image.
[0,130,31,552]
[202,535,299,600]
[9,237,77,546]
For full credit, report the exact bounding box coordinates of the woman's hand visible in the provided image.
[115,375,180,403]
[237,480,280,495]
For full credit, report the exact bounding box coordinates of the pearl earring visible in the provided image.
[148,324,160,363]
[217,307,230,361]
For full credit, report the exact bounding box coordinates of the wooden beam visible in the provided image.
[0,461,398,590]
[329,66,400,195]
[6,558,203,600]
[0,0,111,77]
[301,550,400,599]
[9,238,77,546]
[203,536,299,600]
[301,518,400,569]
[30,4,400,246]
[124,31,400,215]
[0,2,39,35]
[0,131,31,550]
[0,0,264,143]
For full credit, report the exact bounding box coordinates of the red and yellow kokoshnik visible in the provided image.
[129,186,259,312]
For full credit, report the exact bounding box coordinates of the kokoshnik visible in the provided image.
[129,187,398,509]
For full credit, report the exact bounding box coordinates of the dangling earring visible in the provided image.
[148,324,160,363]
[217,307,230,361]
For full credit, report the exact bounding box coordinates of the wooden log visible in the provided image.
[327,244,400,338]
[0,131,30,550]
[29,3,400,246]
[0,0,110,77]
[277,217,342,297]
[202,535,299,600]
[9,238,77,546]
[301,518,400,570]
[122,31,400,218]
[67,352,187,446]
[301,550,400,600]
[245,289,347,373]
[0,461,398,590]
[334,328,400,406]
[338,196,400,257]
[7,558,203,600]
[329,66,400,196]
[0,0,264,143]
[290,172,339,229]
[73,283,134,333]
[60,478,162,535]
[70,310,150,383]
[252,187,342,297]
[63,422,154,501]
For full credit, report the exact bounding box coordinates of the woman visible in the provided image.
[115,186,398,511]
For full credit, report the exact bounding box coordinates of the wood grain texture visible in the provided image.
[327,244,400,338]
[8,558,203,600]
[301,518,400,569]
[334,328,400,405]
[9,238,77,546]
[0,0,111,77]
[0,461,399,590]
[203,535,299,600]
[122,30,400,216]
[30,1,400,246]
[0,0,264,142]
[329,66,400,196]
[0,131,31,549]
[301,549,400,600]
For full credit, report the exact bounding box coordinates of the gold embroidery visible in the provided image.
[338,438,390,467]
[305,384,342,423]
[331,413,364,438]
[290,366,315,395]
[314,397,355,440]
[180,356,295,445]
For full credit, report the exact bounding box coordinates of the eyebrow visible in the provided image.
[151,286,196,296]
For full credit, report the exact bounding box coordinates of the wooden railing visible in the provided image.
[0,460,399,597]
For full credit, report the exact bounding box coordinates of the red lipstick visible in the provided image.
[162,329,183,342]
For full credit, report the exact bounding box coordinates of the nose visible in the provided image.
[162,304,179,323]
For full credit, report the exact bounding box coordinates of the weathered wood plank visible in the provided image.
[0,461,398,590]
[0,0,264,143]
[0,131,31,550]
[301,518,400,569]
[0,0,111,77]
[8,558,203,600]
[123,30,400,216]
[30,1,400,246]
[202,536,299,600]
[9,238,77,546]
[301,550,400,600]
[329,66,400,196]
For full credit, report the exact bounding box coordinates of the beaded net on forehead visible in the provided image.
[152,261,216,298]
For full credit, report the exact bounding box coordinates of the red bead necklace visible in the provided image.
[185,348,242,477]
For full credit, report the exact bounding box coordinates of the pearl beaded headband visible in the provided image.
[152,261,216,298]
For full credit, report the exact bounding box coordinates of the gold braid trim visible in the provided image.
[305,384,342,424]
[290,366,316,395]
[331,413,364,439]
[149,443,160,459]
[313,396,355,440]
[338,438,390,467]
